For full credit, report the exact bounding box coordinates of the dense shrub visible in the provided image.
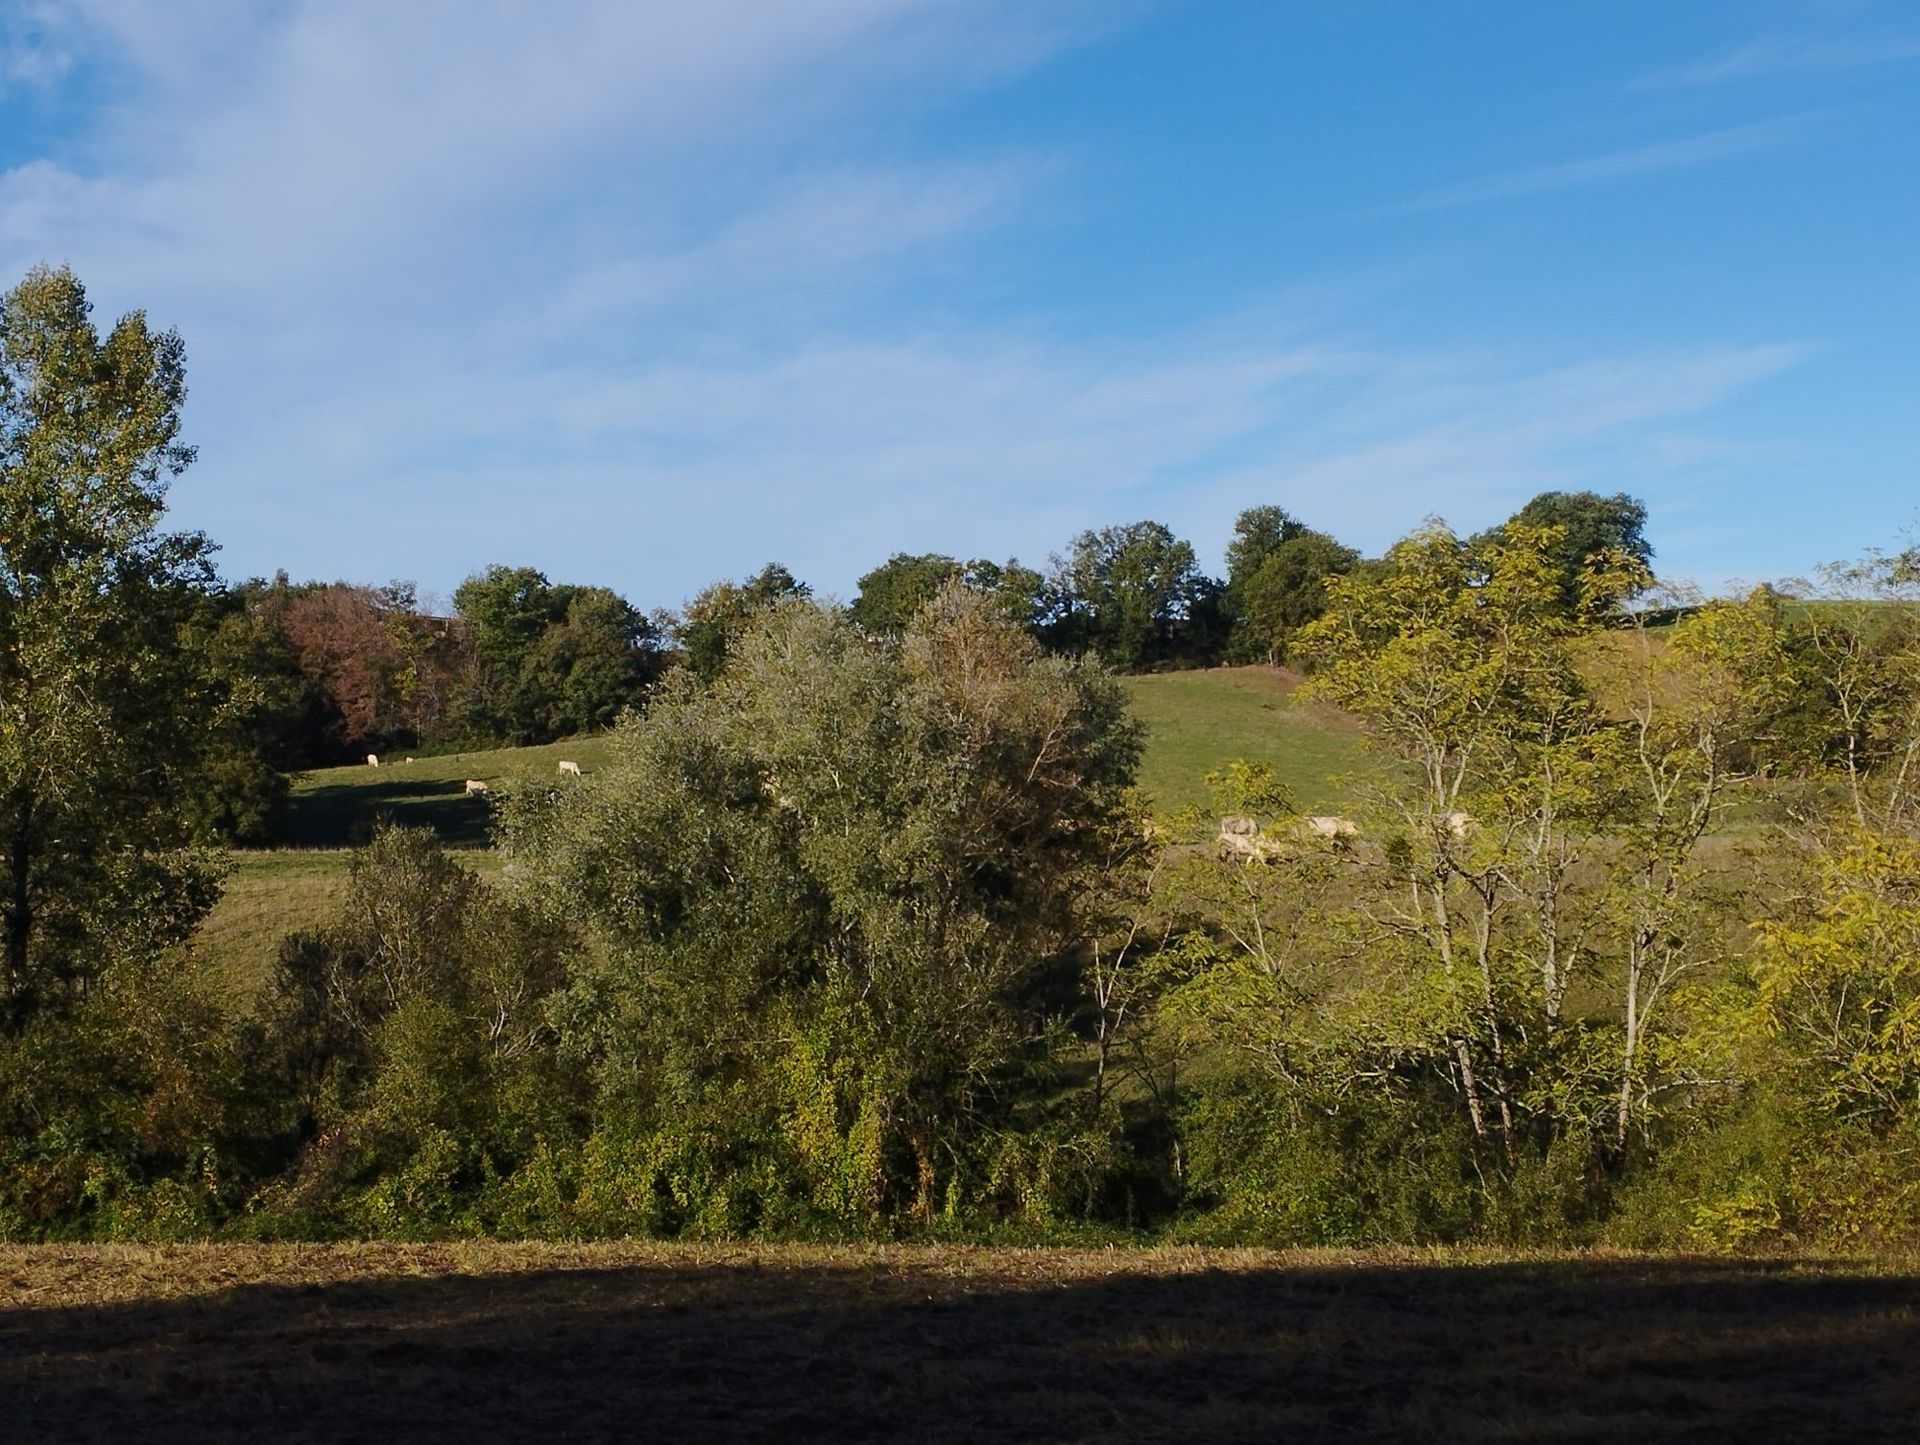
[238,826,575,1235]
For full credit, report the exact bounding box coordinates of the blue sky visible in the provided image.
[1,1,1914,609]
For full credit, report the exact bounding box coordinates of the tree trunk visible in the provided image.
[910,1128,937,1224]
[1454,1038,1488,1137]
[2,802,33,1032]
[1618,941,1643,1149]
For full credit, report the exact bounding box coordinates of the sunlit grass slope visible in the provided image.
[198,672,1375,994]
[196,742,596,995]
[1122,666,1375,815]
[282,736,619,849]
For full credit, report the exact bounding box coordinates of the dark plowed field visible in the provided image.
[4,1244,1918,1442]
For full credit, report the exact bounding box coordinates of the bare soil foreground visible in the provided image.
[5,1244,1918,1443]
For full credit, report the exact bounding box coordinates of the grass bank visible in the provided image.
[195,669,1377,992]
[1122,665,1374,814]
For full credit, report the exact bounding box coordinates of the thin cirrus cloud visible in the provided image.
[1398,114,1822,213]
[539,159,1052,332]
[180,325,1805,606]
[0,0,1820,603]
[1640,33,1920,89]
[0,0,1083,293]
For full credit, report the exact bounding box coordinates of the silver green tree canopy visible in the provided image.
[0,266,221,1030]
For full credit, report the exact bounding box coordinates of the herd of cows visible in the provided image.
[1216,808,1472,863]
[357,752,587,801]
[342,749,1480,864]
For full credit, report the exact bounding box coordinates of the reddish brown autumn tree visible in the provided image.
[267,582,468,756]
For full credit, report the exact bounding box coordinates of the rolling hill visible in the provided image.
[196,667,1374,994]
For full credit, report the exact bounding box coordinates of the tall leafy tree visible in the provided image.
[674,562,809,682]
[456,564,553,679]
[454,566,657,742]
[0,266,222,1030]
[270,580,453,757]
[509,587,1141,1225]
[522,584,658,737]
[962,557,1053,636]
[1295,522,1624,1160]
[1223,505,1309,586]
[1223,506,1358,665]
[1477,490,1652,619]
[177,586,307,843]
[850,553,963,635]
[1050,520,1218,669]
[851,552,1053,639]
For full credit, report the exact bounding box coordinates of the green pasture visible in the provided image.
[196,671,1377,994]
[199,740,605,995]
[1122,666,1376,814]
[283,736,620,849]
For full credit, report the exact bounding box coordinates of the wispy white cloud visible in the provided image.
[0,2,73,95]
[1400,115,1819,212]
[0,0,1816,604]
[0,0,1152,593]
[2,1,1078,297]
[541,158,1053,330]
[1641,33,1920,89]
[173,314,1803,603]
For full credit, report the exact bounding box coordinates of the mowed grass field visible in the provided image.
[4,1242,1916,1442]
[192,742,608,990]
[279,735,622,850]
[195,668,1373,991]
[1123,665,1374,814]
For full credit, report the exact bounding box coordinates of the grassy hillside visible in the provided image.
[1123,665,1375,814]
[198,742,604,992]
[282,736,619,849]
[195,850,353,997]
[196,670,1374,994]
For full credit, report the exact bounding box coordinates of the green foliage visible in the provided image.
[958,557,1053,635]
[0,265,229,1032]
[1203,758,1294,819]
[1474,489,1652,619]
[508,586,1141,1229]
[1222,507,1359,664]
[1175,1076,1483,1245]
[242,825,573,1234]
[1046,520,1222,669]
[18,281,1920,1260]
[453,563,659,744]
[850,552,1053,641]
[1189,521,1748,1228]
[1769,560,1920,825]
[176,587,306,843]
[849,552,963,635]
[1755,832,1920,1130]
[673,562,809,683]
[1222,505,1309,585]
[0,940,237,1239]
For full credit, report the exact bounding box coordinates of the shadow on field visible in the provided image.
[283,779,494,849]
[4,1255,1918,1442]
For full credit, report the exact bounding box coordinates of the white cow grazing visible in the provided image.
[1218,814,1277,863]
[558,760,582,777]
[1441,810,1475,838]
[464,779,490,797]
[1304,815,1359,841]
[366,753,379,767]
